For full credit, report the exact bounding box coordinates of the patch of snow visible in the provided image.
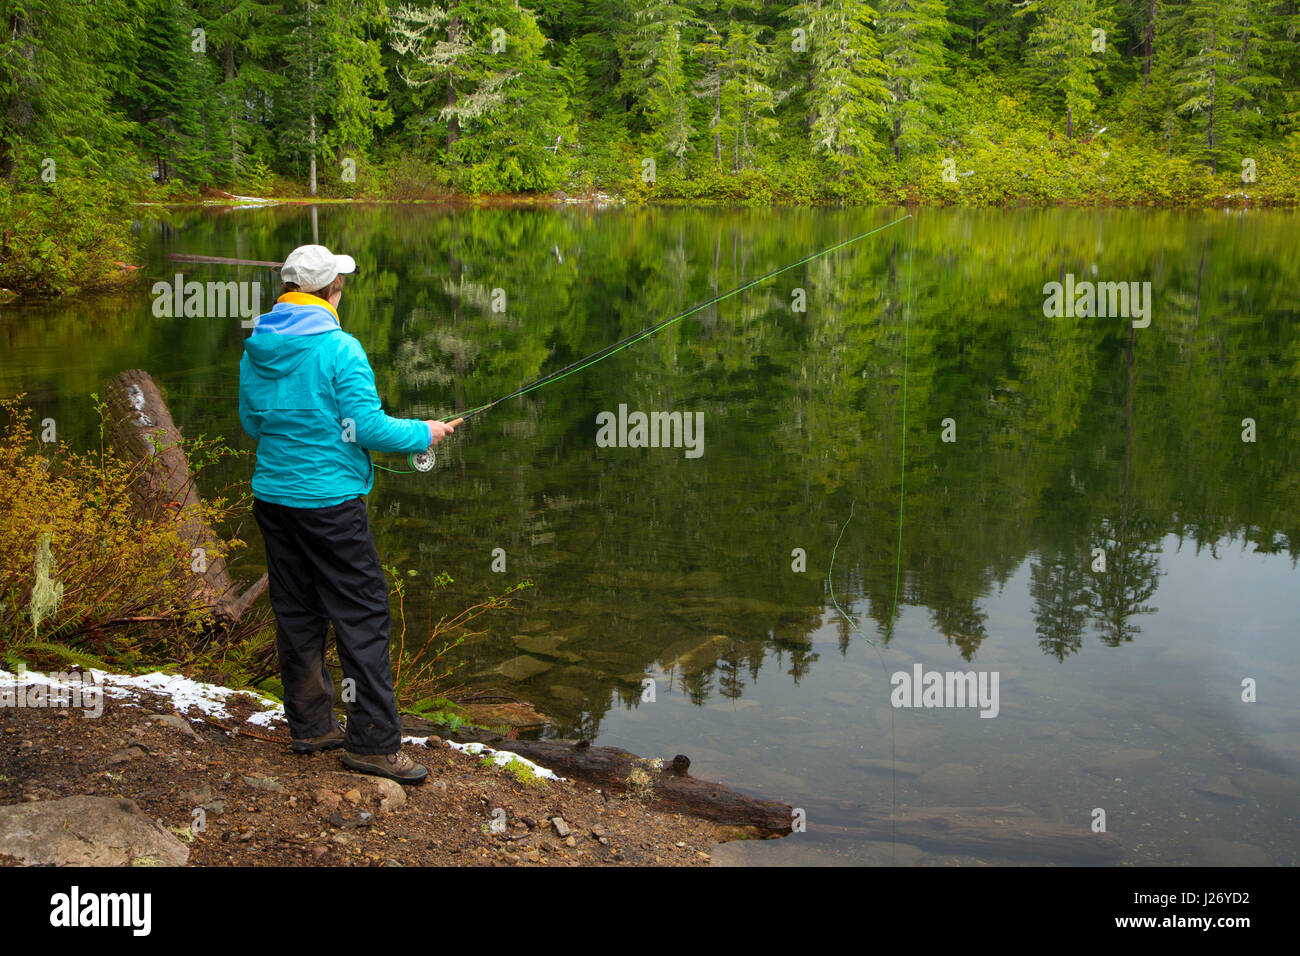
[124,384,153,427]
[223,194,281,206]
[84,670,285,726]
[1,668,285,727]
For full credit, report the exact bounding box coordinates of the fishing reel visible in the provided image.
[407,416,464,472]
[408,449,437,472]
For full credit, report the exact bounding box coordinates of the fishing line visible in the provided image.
[824,212,916,859]
[380,213,914,474]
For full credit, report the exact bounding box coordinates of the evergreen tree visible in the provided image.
[118,0,228,183]
[1169,0,1279,172]
[198,0,282,182]
[617,0,696,164]
[0,0,133,179]
[1017,0,1115,139]
[692,29,727,166]
[878,0,950,161]
[280,0,391,194]
[719,25,777,172]
[789,0,889,176]
[390,0,572,190]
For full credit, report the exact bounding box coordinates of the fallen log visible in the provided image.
[164,253,283,269]
[401,720,793,832]
[807,806,1122,865]
[484,738,793,832]
[104,369,267,627]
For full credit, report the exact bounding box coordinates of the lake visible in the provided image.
[4,202,1297,865]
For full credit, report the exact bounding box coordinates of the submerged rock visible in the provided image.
[510,634,569,657]
[1231,769,1299,798]
[548,684,587,704]
[1194,775,1245,802]
[850,757,924,777]
[915,763,979,794]
[663,634,732,675]
[1150,714,1184,736]
[1084,748,1161,776]
[491,655,554,681]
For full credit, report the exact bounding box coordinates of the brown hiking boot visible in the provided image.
[341,749,429,784]
[291,720,346,754]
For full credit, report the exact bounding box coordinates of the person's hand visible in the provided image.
[425,419,455,446]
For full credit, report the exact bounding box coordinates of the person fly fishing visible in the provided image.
[238,244,453,784]
[225,218,909,785]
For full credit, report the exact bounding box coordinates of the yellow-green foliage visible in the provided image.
[0,396,244,670]
[503,757,546,787]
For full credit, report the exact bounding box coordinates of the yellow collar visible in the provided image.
[277,291,339,320]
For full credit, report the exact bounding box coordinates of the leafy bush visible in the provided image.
[0,178,138,297]
[0,395,250,672]
[374,151,451,200]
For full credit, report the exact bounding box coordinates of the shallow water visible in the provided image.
[4,203,1297,865]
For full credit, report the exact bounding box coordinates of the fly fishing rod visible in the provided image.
[403,213,913,473]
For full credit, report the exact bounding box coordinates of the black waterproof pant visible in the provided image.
[253,496,401,754]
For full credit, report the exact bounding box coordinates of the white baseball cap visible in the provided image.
[280,244,357,291]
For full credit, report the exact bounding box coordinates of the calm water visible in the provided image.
[4,203,1297,865]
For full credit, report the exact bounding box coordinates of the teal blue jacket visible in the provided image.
[238,293,432,508]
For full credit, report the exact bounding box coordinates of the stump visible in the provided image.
[104,369,266,626]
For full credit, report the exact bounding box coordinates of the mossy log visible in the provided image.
[405,719,794,832]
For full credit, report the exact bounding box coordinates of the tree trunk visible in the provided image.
[1142,0,1156,89]
[1206,69,1217,173]
[446,85,459,148]
[104,370,267,628]
[1,11,35,180]
[714,81,721,165]
[309,114,317,196]
[225,44,238,179]
[307,4,318,196]
[742,96,750,170]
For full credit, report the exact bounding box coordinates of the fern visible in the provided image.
[10,640,109,671]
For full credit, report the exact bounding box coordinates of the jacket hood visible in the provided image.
[243,297,341,378]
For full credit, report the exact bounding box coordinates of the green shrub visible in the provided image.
[0,178,138,297]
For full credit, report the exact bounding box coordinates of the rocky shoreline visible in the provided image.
[0,669,723,867]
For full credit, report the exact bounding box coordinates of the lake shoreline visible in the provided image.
[7,190,1291,306]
